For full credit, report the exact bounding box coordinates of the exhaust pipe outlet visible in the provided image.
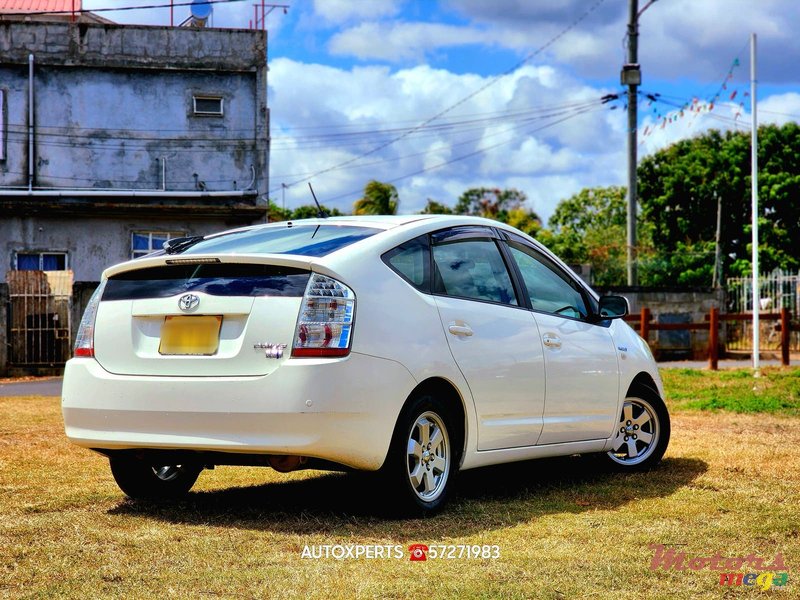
[268,455,307,473]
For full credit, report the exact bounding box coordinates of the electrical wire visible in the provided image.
[319,103,605,205]
[267,0,609,194]
[2,98,609,188]
[2,98,604,153]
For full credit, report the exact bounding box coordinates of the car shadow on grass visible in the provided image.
[108,455,707,539]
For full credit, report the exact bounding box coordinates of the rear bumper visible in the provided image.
[61,353,416,471]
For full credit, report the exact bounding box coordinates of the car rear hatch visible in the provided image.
[93,256,311,377]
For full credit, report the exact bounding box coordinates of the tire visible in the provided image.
[602,389,671,471]
[109,458,202,500]
[380,393,460,517]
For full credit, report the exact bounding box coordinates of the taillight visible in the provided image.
[292,273,354,357]
[73,280,107,358]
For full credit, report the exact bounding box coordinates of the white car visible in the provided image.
[62,215,670,515]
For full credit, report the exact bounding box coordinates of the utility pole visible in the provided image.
[623,0,640,286]
[622,0,657,286]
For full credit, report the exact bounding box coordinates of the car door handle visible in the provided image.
[542,334,561,348]
[448,324,474,337]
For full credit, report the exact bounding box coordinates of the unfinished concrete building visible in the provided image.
[0,19,269,371]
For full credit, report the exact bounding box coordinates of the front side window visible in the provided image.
[507,241,588,320]
[15,252,67,271]
[432,238,517,306]
[132,231,184,259]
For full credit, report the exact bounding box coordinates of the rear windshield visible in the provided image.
[104,264,310,300]
[176,224,381,257]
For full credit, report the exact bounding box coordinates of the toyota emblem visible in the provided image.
[178,293,200,311]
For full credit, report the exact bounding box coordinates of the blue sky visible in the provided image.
[86,0,800,222]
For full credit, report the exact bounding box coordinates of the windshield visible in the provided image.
[177,224,382,258]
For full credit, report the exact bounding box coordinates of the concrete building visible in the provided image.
[0,19,269,282]
[0,18,268,373]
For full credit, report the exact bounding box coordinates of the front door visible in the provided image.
[503,237,620,444]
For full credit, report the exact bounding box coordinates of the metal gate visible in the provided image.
[6,270,73,366]
[726,270,800,352]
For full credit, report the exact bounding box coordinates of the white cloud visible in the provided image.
[760,93,800,126]
[267,58,626,222]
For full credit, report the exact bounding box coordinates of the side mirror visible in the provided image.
[598,295,629,319]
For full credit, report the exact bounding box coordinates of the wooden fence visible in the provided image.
[623,307,799,370]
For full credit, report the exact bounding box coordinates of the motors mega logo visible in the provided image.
[649,544,789,590]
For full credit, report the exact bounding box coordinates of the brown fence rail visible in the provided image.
[624,307,798,370]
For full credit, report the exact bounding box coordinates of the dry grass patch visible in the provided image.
[0,394,798,599]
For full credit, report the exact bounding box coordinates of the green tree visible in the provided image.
[538,186,631,286]
[420,199,453,214]
[455,187,527,219]
[637,123,800,285]
[450,187,541,236]
[266,200,292,223]
[266,201,343,222]
[353,180,399,215]
[291,204,343,219]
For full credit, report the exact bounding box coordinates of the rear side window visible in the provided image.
[103,264,310,300]
[178,224,381,258]
[432,239,518,306]
[382,235,430,291]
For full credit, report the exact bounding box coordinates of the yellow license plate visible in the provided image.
[159,315,222,355]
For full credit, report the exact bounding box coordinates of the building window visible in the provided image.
[132,231,184,259]
[15,252,68,271]
[193,95,224,116]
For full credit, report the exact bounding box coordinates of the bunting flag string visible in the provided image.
[601,45,749,144]
[635,49,748,139]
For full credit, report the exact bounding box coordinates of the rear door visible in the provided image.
[93,260,310,377]
[502,235,620,444]
[430,227,546,451]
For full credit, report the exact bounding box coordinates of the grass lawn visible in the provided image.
[662,366,800,415]
[0,369,798,599]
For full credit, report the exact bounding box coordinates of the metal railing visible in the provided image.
[6,270,73,366]
[726,270,800,352]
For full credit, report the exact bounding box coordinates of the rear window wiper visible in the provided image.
[164,235,205,254]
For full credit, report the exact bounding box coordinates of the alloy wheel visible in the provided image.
[406,411,450,502]
[607,397,660,466]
